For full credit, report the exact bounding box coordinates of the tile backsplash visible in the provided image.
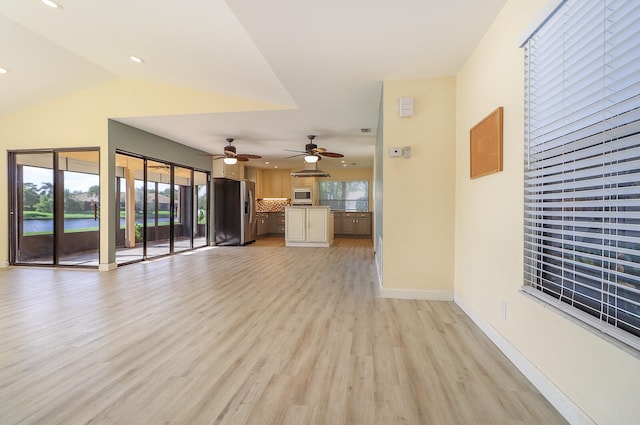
[256,199,290,212]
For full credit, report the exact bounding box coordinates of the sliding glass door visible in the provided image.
[194,171,208,248]
[114,151,209,264]
[173,166,193,253]
[10,149,100,267]
[12,152,55,264]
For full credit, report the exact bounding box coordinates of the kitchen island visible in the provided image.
[284,206,334,247]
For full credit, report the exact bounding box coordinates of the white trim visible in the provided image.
[455,294,596,425]
[375,236,383,289]
[99,262,118,271]
[380,288,454,301]
[518,0,565,47]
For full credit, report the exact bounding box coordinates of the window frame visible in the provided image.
[317,180,370,212]
[521,0,640,353]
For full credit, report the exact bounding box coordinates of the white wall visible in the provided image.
[454,1,640,424]
[382,78,456,298]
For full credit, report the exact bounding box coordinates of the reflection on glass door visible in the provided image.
[194,171,208,248]
[12,153,55,264]
[58,151,100,266]
[173,166,193,253]
[10,150,100,267]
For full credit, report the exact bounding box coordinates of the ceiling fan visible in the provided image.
[284,135,344,163]
[204,138,262,164]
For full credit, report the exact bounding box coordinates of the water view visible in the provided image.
[23,217,171,233]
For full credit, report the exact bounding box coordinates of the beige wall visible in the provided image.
[382,78,456,295]
[0,79,286,267]
[454,1,640,424]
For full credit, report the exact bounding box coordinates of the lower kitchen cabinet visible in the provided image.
[268,212,286,234]
[334,212,371,237]
[285,206,333,247]
[256,213,269,236]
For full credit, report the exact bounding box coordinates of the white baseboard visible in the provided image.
[380,288,454,301]
[454,294,596,425]
[99,262,118,272]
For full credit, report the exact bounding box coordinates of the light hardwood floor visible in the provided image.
[0,238,567,425]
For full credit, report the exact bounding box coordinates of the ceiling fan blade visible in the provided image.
[199,153,225,158]
[236,156,249,162]
[285,153,306,159]
[312,147,327,153]
[319,152,344,158]
[237,154,262,159]
[283,149,306,154]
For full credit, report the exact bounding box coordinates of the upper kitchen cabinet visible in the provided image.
[212,160,244,179]
[245,166,263,198]
[262,169,291,198]
[291,175,314,188]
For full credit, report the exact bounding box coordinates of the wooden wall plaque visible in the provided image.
[470,107,503,179]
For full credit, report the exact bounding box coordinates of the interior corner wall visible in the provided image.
[381,77,456,297]
[454,1,640,424]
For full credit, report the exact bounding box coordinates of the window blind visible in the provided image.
[523,0,640,350]
[318,180,369,212]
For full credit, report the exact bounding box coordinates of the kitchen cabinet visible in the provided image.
[256,212,269,236]
[262,169,292,198]
[291,176,314,189]
[334,212,371,237]
[245,167,263,199]
[268,212,286,234]
[285,206,333,247]
[212,160,244,179]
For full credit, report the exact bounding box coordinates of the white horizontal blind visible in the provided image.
[523,0,640,350]
[318,180,369,211]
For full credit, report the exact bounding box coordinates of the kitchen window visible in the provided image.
[318,180,369,212]
[522,0,640,351]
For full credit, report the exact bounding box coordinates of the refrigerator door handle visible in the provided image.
[248,189,254,224]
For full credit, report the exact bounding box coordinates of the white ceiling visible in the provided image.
[0,0,507,169]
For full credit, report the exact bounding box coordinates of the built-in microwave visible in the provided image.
[292,188,313,205]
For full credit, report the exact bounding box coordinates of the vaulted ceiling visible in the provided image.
[0,0,507,169]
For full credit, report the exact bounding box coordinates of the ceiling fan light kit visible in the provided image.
[204,138,262,164]
[304,154,319,163]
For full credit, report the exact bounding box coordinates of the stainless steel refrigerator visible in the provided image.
[213,178,256,246]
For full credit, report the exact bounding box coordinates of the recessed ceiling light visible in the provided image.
[41,0,62,9]
[129,56,145,63]
[265,161,269,165]
[341,160,345,163]
[0,68,8,74]
[274,165,278,169]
